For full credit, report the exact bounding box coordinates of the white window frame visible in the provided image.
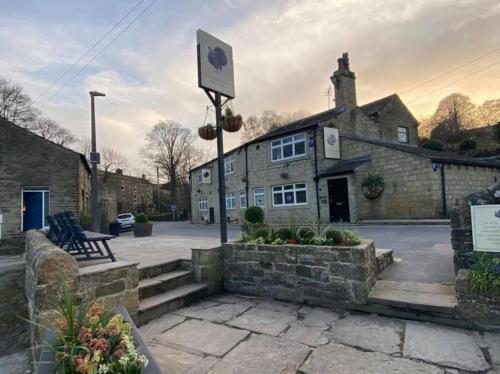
[225,192,236,209]
[253,188,265,208]
[197,170,202,184]
[239,190,247,208]
[121,184,126,193]
[271,132,306,162]
[224,156,235,175]
[397,126,409,143]
[21,187,50,230]
[198,196,208,211]
[272,182,308,207]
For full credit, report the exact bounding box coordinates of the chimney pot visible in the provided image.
[116,168,123,175]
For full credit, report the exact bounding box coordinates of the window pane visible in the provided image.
[294,133,305,141]
[273,193,283,205]
[283,185,293,190]
[273,186,282,192]
[283,136,293,144]
[283,144,293,158]
[296,190,307,203]
[284,191,294,204]
[271,140,281,147]
[272,147,282,160]
[295,183,306,189]
[294,141,305,155]
[43,191,50,226]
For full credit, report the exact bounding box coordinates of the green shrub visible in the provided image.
[325,229,343,245]
[135,213,150,224]
[298,227,314,243]
[79,214,91,230]
[276,227,293,241]
[459,138,477,151]
[467,253,500,295]
[422,139,444,151]
[245,206,265,224]
[254,228,269,240]
[342,230,361,246]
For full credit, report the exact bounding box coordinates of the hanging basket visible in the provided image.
[198,124,217,140]
[221,114,243,132]
[362,174,385,200]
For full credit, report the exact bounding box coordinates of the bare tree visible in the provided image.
[0,75,39,126]
[141,120,202,205]
[241,109,311,141]
[100,147,129,174]
[75,135,92,161]
[30,117,76,146]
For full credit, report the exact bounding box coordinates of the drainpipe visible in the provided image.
[440,163,447,217]
[313,126,321,220]
[245,145,249,207]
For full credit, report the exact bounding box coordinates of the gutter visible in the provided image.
[245,144,249,207]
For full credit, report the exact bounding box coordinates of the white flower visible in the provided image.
[97,364,110,374]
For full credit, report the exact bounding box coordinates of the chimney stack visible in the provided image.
[116,168,123,175]
[330,52,357,110]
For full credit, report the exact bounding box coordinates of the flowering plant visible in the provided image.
[48,283,148,374]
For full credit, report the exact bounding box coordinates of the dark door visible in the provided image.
[328,178,350,222]
[23,191,44,230]
[209,207,215,224]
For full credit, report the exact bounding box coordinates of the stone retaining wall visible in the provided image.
[455,269,500,327]
[221,241,376,306]
[25,230,139,363]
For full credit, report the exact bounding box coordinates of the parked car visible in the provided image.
[116,213,135,230]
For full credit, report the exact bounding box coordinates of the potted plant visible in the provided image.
[37,283,160,373]
[198,124,217,140]
[362,174,385,200]
[133,213,153,237]
[221,107,243,133]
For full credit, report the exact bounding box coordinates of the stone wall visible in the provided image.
[24,230,139,363]
[191,247,224,294]
[221,241,376,306]
[455,269,500,327]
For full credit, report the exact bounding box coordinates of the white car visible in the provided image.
[117,213,135,230]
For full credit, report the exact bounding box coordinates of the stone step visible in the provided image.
[367,280,457,315]
[138,283,208,326]
[139,270,193,299]
[139,259,190,280]
[375,248,393,274]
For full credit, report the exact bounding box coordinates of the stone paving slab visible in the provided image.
[475,332,500,365]
[207,293,260,307]
[146,342,208,374]
[175,302,250,323]
[155,319,250,357]
[300,342,445,374]
[403,322,490,372]
[330,314,404,354]
[256,299,301,313]
[209,334,310,374]
[227,307,297,336]
[298,307,340,329]
[0,352,31,374]
[281,323,330,346]
[138,313,185,342]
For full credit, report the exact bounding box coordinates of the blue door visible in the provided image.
[23,191,45,231]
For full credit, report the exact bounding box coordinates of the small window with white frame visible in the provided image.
[198,196,208,211]
[397,126,409,143]
[239,190,247,208]
[272,183,307,207]
[224,156,235,175]
[121,185,125,193]
[225,192,236,209]
[271,133,306,162]
[253,188,265,207]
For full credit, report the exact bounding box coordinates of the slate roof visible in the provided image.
[359,94,397,116]
[318,156,372,178]
[341,134,500,169]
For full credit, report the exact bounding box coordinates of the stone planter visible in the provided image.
[222,241,377,306]
[455,269,500,328]
[134,223,153,237]
[37,307,161,374]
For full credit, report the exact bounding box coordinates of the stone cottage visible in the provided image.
[0,117,91,254]
[190,53,500,225]
[97,169,154,219]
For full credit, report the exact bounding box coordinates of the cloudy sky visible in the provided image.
[1,0,499,172]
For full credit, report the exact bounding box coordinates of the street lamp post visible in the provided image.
[89,90,106,232]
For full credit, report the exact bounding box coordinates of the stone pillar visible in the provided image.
[192,247,223,294]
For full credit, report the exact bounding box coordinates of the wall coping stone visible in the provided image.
[79,261,139,276]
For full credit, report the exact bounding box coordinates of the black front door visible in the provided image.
[209,207,215,224]
[328,178,350,222]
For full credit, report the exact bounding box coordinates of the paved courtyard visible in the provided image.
[139,293,499,373]
[113,222,454,282]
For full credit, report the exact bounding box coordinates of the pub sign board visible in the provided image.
[197,29,235,98]
[471,205,500,253]
[324,127,340,159]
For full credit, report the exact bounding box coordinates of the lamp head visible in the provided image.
[89,91,106,97]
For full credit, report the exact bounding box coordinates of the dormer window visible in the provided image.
[397,126,409,143]
[271,133,306,161]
